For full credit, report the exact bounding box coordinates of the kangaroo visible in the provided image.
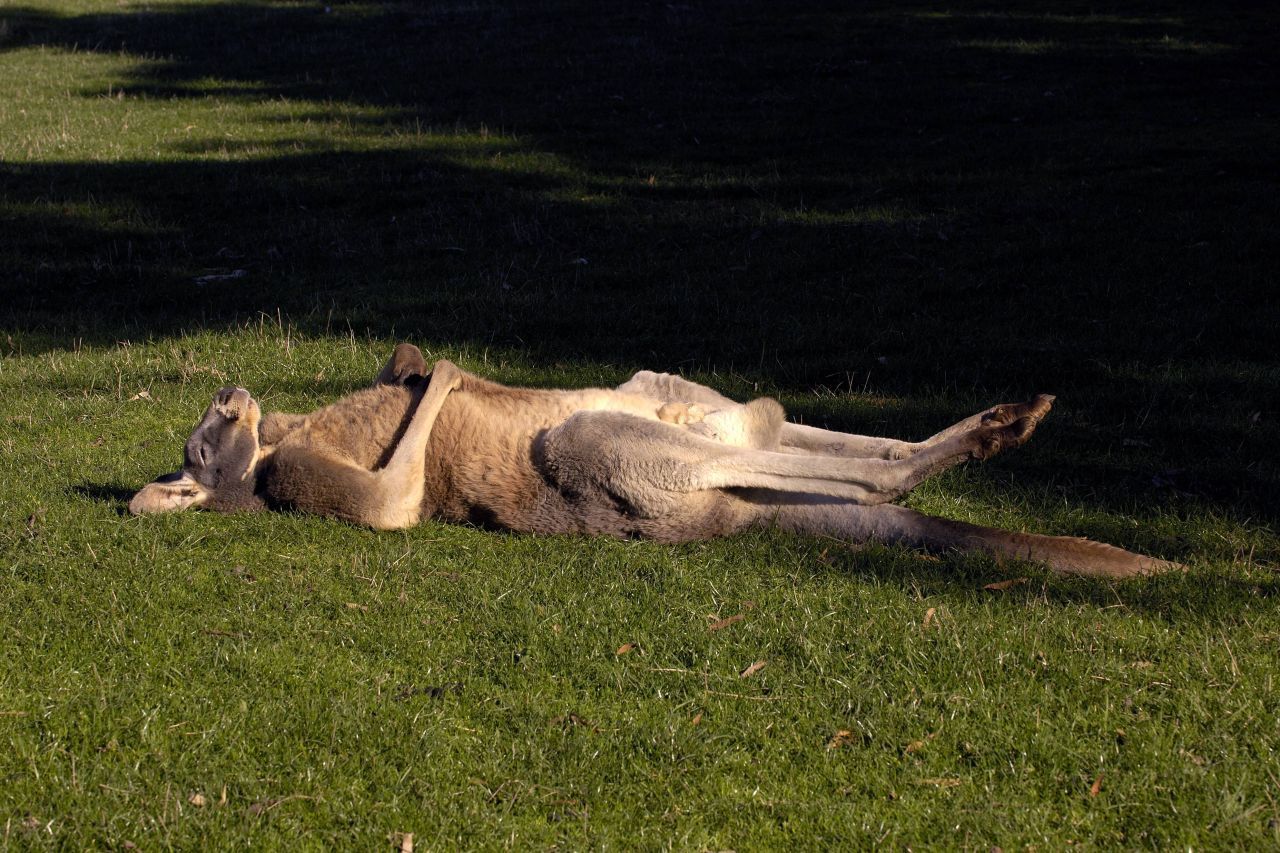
[129,343,1182,578]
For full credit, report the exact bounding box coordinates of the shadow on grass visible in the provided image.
[2,0,1275,366]
[69,482,136,514]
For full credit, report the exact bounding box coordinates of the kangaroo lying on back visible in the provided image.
[130,343,1181,578]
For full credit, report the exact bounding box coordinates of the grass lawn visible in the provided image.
[2,0,1278,847]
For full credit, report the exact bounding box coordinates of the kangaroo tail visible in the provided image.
[760,500,1184,578]
[904,509,1182,578]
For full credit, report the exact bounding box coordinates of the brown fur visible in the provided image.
[130,347,1184,578]
[257,374,740,541]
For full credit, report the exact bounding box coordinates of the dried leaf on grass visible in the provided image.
[916,777,962,788]
[708,614,744,632]
[188,793,207,807]
[1089,773,1103,798]
[1180,749,1206,766]
[394,831,415,853]
[983,577,1029,592]
[922,607,937,629]
[904,731,938,755]
[551,713,598,732]
[740,660,767,678]
[345,602,368,612]
[247,794,313,816]
[25,509,44,539]
[827,730,854,751]
[691,711,703,726]
[615,642,636,655]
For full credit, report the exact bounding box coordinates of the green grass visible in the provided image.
[2,0,1279,847]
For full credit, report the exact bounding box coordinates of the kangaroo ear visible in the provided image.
[129,472,209,515]
[375,342,428,386]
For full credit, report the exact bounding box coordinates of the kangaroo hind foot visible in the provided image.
[970,394,1056,461]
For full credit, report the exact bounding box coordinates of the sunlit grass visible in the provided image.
[0,47,513,163]
[1,0,1278,846]
[3,328,1278,847]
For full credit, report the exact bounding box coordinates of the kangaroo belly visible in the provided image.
[269,379,746,542]
[425,388,744,542]
[274,385,417,469]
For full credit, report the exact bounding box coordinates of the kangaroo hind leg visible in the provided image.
[618,369,1054,462]
[540,406,1043,517]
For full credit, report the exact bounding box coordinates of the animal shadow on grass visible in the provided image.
[70,483,139,515]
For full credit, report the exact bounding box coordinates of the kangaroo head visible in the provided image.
[129,387,266,515]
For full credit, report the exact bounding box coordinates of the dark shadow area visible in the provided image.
[69,482,137,513]
[2,1,1275,363]
[2,0,1278,528]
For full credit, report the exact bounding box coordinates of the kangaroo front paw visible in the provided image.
[657,402,707,425]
